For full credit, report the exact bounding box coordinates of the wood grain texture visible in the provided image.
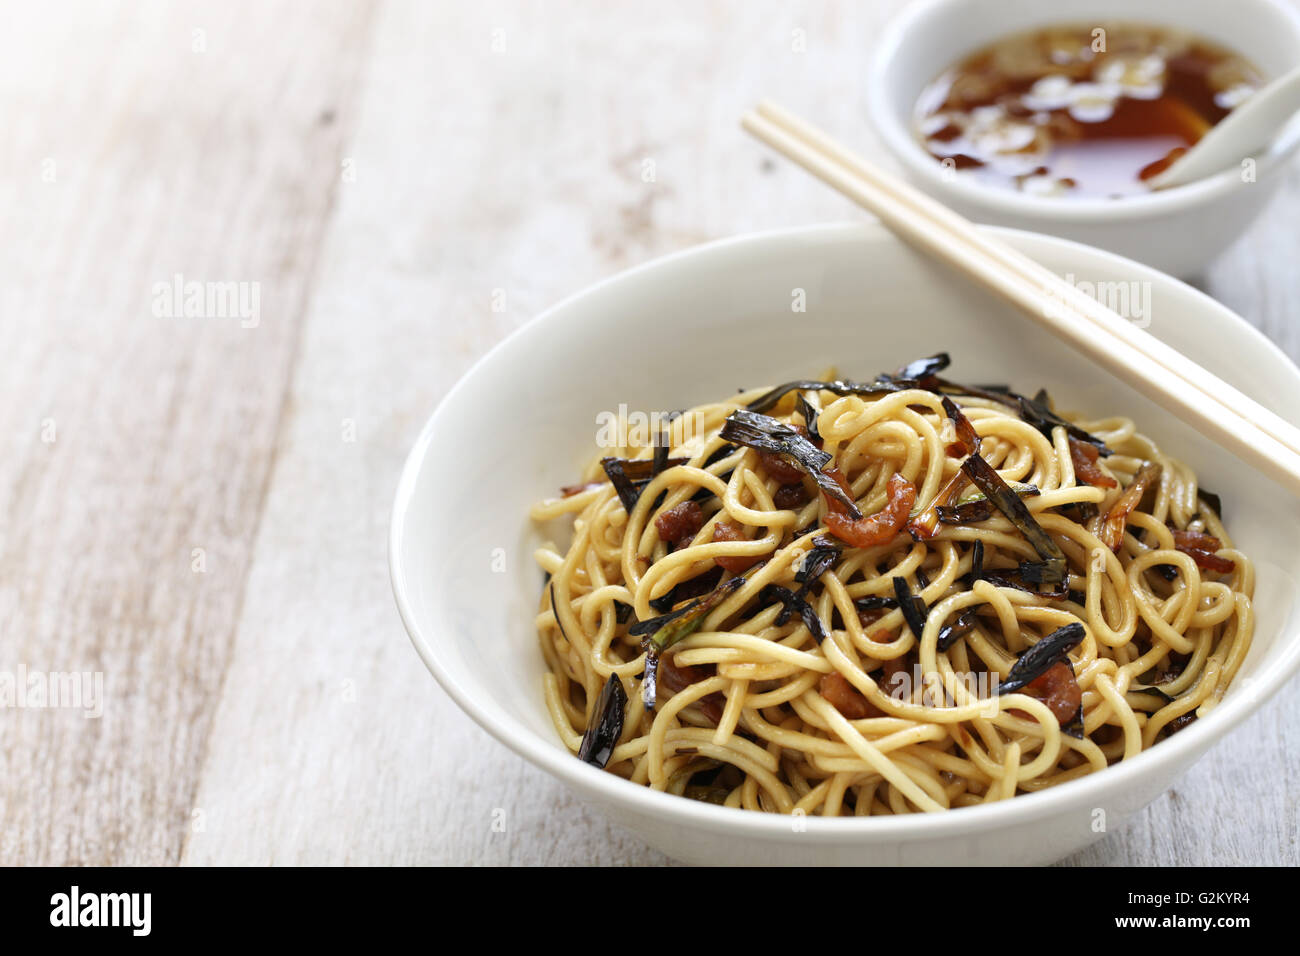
[4,0,1296,865]
[0,0,376,864]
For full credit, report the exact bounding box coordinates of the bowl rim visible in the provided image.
[865,0,1300,223]
[391,221,1300,840]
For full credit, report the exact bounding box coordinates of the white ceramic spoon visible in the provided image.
[1149,63,1300,189]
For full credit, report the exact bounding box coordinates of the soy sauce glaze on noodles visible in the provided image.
[532,356,1253,814]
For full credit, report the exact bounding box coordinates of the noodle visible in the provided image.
[530,368,1254,815]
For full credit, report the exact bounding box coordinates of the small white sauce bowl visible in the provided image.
[867,0,1300,276]
[391,223,1300,865]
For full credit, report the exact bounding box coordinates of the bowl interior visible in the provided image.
[869,0,1300,212]
[392,223,1300,826]
[876,0,1300,110]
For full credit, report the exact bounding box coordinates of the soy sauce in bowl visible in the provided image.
[914,24,1264,198]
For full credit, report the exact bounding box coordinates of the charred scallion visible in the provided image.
[1062,705,1085,739]
[1016,560,1065,588]
[1128,683,1177,705]
[600,457,642,513]
[760,584,828,643]
[962,454,1066,585]
[908,469,970,539]
[930,378,1023,408]
[890,353,951,382]
[702,442,740,469]
[1016,389,1112,457]
[998,622,1085,694]
[600,454,688,513]
[795,543,841,587]
[946,478,1034,515]
[648,566,724,614]
[936,607,980,652]
[908,398,990,537]
[640,640,659,710]
[652,429,670,474]
[774,546,837,629]
[776,543,840,627]
[854,595,899,613]
[966,539,985,586]
[744,355,948,418]
[550,583,568,640]
[577,673,627,768]
[941,396,981,457]
[684,784,731,805]
[744,379,914,415]
[1197,486,1224,520]
[632,575,745,652]
[795,392,822,444]
[924,378,1112,455]
[892,576,929,640]
[719,409,861,518]
[979,564,1069,598]
[936,499,995,524]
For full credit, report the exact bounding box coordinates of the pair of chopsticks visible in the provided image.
[742,101,1300,497]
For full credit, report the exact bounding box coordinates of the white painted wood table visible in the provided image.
[2,0,1296,865]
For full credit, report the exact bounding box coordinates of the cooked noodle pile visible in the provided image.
[531,358,1254,814]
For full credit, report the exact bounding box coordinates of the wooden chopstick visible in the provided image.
[751,101,1300,461]
[742,103,1300,496]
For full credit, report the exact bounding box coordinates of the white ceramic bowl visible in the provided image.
[391,223,1300,865]
[867,0,1300,277]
